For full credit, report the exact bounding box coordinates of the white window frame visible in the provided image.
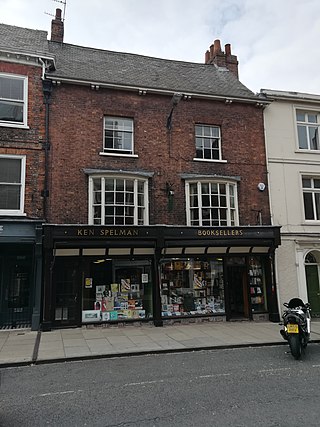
[101,116,137,157]
[0,154,26,216]
[185,180,239,226]
[0,73,28,128]
[302,176,320,222]
[88,175,149,225]
[295,108,320,151]
[193,124,226,162]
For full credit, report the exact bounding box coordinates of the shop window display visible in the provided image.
[160,258,225,317]
[249,256,267,312]
[82,260,153,322]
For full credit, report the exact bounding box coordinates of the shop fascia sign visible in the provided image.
[65,226,249,239]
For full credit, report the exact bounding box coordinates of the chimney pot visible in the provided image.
[209,44,214,58]
[213,39,221,53]
[225,44,231,56]
[55,8,62,20]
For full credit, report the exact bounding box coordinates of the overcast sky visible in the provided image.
[1,0,320,95]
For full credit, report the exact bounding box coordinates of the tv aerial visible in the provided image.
[45,0,67,21]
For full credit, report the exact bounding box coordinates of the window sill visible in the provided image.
[99,152,138,158]
[0,212,27,216]
[295,149,320,154]
[301,220,320,225]
[0,122,29,129]
[193,158,227,163]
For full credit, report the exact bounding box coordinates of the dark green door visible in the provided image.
[0,246,33,327]
[305,265,320,316]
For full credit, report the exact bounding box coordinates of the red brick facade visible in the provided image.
[0,61,45,219]
[47,84,270,226]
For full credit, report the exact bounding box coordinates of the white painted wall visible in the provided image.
[263,91,320,311]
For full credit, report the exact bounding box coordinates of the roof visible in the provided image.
[0,22,259,101]
[260,88,320,103]
[0,23,51,58]
[47,42,257,100]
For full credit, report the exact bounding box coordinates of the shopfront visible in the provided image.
[42,225,281,329]
[0,220,42,330]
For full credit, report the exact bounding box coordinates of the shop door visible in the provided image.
[0,250,33,328]
[227,265,249,320]
[305,265,320,317]
[52,258,81,326]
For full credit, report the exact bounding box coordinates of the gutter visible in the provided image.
[0,48,56,69]
[45,75,270,106]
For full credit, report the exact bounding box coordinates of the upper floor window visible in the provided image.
[0,74,27,127]
[185,180,238,226]
[296,110,319,150]
[302,177,320,221]
[0,155,26,215]
[195,124,222,161]
[88,176,148,225]
[103,117,134,155]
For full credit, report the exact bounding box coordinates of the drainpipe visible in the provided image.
[42,79,53,221]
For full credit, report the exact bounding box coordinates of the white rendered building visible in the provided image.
[262,89,320,316]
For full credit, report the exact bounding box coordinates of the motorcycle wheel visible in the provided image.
[288,334,302,360]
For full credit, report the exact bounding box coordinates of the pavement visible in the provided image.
[1,319,320,368]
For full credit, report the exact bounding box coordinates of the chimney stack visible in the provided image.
[51,8,64,43]
[205,40,239,79]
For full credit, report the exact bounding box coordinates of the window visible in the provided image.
[296,110,319,150]
[0,155,26,215]
[302,177,320,220]
[186,181,238,226]
[195,124,222,160]
[0,74,27,126]
[89,176,148,225]
[160,258,225,318]
[103,117,134,155]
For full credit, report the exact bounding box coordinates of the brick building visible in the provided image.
[0,24,55,329]
[1,10,281,330]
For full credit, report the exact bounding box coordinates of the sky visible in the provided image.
[1,0,320,95]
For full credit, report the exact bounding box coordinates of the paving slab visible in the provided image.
[0,320,319,367]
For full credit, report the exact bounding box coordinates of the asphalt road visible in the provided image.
[1,343,320,426]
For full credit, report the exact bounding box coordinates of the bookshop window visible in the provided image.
[249,256,267,312]
[160,258,225,317]
[82,259,153,322]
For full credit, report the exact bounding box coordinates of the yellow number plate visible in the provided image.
[287,324,299,333]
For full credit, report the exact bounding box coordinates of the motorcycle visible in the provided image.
[280,298,311,359]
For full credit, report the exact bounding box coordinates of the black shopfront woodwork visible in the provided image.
[42,225,281,329]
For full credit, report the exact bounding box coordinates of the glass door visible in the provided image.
[52,257,81,326]
[226,257,249,320]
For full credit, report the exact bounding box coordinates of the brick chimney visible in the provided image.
[51,8,64,43]
[205,40,239,79]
